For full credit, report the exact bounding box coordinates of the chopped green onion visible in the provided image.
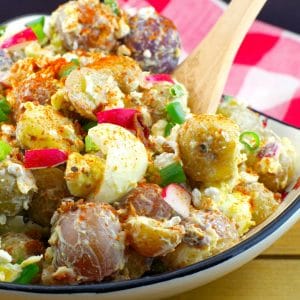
[0,140,12,161]
[159,162,186,187]
[13,263,39,284]
[58,63,79,79]
[166,101,186,124]
[239,131,260,152]
[71,58,80,66]
[0,25,6,37]
[26,16,46,44]
[104,0,120,15]
[0,109,8,122]
[85,135,100,152]
[169,84,185,98]
[222,95,234,102]
[164,122,175,137]
[82,121,98,132]
[0,97,11,114]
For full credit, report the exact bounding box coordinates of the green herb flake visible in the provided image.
[159,162,186,187]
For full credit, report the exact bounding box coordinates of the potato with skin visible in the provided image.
[0,161,36,217]
[234,182,280,224]
[43,201,125,284]
[1,232,44,263]
[178,114,240,184]
[51,0,120,52]
[88,55,143,93]
[63,67,124,120]
[28,168,70,227]
[163,210,239,269]
[16,103,84,153]
[118,183,172,221]
[125,215,184,257]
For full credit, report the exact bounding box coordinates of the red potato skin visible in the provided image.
[119,183,172,221]
[49,201,125,284]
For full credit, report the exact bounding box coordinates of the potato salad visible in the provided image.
[0,0,296,285]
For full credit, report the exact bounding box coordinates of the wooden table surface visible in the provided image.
[168,220,300,300]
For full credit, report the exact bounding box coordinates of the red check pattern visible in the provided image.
[120,0,300,128]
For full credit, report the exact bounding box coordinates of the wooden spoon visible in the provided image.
[173,0,267,114]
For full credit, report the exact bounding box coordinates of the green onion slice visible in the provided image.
[58,63,79,79]
[164,122,175,137]
[26,16,46,44]
[13,263,39,284]
[0,97,11,114]
[159,162,186,187]
[0,25,6,37]
[85,136,100,153]
[0,109,8,122]
[71,58,80,66]
[0,140,11,161]
[82,121,98,132]
[169,84,185,98]
[166,101,186,124]
[104,0,120,15]
[239,131,260,152]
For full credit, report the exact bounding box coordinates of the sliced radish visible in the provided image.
[145,74,174,84]
[0,28,37,50]
[162,184,191,218]
[24,149,68,169]
[96,108,137,130]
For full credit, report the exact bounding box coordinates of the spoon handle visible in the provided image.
[173,0,267,114]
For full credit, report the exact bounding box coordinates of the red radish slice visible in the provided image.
[0,28,37,50]
[145,74,174,84]
[96,108,137,130]
[162,184,191,218]
[24,149,68,169]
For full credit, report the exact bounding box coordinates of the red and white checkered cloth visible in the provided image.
[120,0,300,128]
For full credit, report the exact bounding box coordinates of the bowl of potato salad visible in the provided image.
[0,1,299,299]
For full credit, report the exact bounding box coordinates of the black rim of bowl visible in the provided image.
[0,115,299,294]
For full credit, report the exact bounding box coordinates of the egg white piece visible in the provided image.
[88,123,148,203]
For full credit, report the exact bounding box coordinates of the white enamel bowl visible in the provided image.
[0,15,299,300]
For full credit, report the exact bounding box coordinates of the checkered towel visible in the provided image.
[120,0,300,128]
